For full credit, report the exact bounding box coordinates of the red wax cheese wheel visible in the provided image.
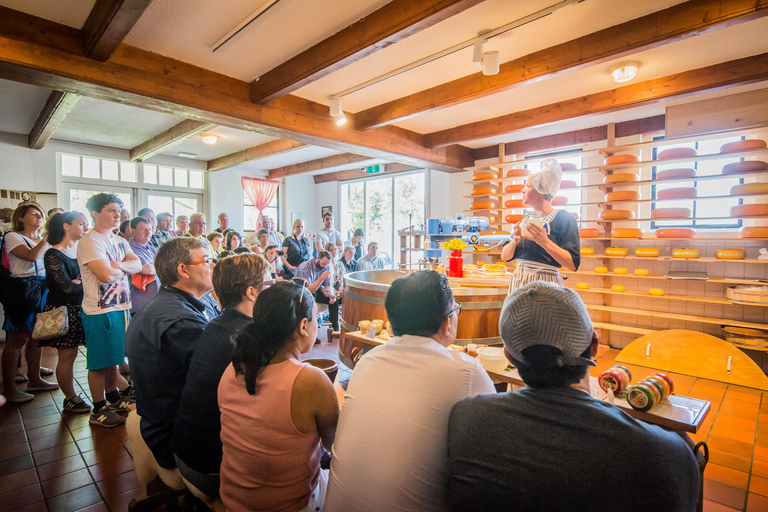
[731,204,768,217]
[605,154,640,165]
[658,147,697,160]
[720,139,767,153]
[655,228,696,239]
[657,187,697,200]
[605,191,641,202]
[560,180,578,189]
[604,173,640,184]
[722,161,768,175]
[505,214,524,224]
[471,187,497,196]
[657,168,695,180]
[731,183,768,195]
[506,168,530,178]
[551,196,568,206]
[473,172,497,181]
[579,228,600,238]
[599,209,635,220]
[560,163,577,171]
[505,184,524,193]
[651,208,691,219]
[470,201,497,210]
[505,199,524,208]
[611,228,644,238]
[740,226,768,238]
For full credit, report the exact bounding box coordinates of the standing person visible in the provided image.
[225,230,242,252]
[1,202,57,403]
[324,243,343,294]
[281,219,310,279]
[344,228,365,261]
[218,282,339,512]
[339,246,358,275]
[184,213,215,260]
[128,217,159,316]
[175,215,189,237]
[356,242,385,270]
[214,213,229,234]
[296,251,340,333]
[150,212,176,248]
[315,212,342,254]
[78,193,142,427]
[500,158,580,293]
[42,211,90,412]
[207,232,223,254]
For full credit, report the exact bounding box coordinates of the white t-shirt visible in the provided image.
[3,232,45,277]
[77,229,134,316]
[324,334,496,512]
[315,228,342,250]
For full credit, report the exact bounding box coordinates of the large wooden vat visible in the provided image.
[339,270,508,368]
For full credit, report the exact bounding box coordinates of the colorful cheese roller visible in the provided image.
[627,383,657,412]
[599,368,629,394]
[652,373,674,395]
[640,378,664,403]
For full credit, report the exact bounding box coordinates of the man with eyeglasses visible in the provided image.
[184,212,215,260]
[128,217,159,315]
[325,270,495,512]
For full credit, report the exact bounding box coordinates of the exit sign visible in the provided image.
[366,165,383,174]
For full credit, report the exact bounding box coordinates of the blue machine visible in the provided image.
[425,214,511,259]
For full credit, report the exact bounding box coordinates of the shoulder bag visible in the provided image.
[32,305,69,340]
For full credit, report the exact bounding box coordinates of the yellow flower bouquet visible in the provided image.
[442,238,467,251]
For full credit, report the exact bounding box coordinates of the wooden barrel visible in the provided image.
[339,270,508,368]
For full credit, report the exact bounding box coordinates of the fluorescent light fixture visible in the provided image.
[330,98,347,126]
[201,133,218,145]
[177,152,198,159]
[611,63,639,83]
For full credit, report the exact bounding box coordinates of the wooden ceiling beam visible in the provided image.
[0,7,472,172]
[249,0,485,105]
[354,0,768,131]
[267,153,375,179]
[129,119,215,161]
[82,0,154,61]
[313,163,421,184]
[27,90,80,150]
[207,139,305,172]
[426,53,768,147]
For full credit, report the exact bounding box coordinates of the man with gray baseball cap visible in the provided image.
[446,281,700,512]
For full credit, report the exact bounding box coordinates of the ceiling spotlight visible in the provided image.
[201,133,218,145]
[611,63,639,83]
[330,98,347,126]
[472,39,500,76]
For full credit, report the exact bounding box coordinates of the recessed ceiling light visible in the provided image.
[611,63,639,83]
[177,152,198,159]
[201,133,218,145]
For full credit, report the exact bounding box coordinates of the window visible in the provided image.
[148,194,198,222]
[243,191,279,232]
[60,155,138,183]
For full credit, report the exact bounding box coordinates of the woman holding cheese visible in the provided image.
[500,158,581,292]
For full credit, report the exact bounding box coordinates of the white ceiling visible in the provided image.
[0,0,95,29]
[0,79,52,135]
[161,126,278,161]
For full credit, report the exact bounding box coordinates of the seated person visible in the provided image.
[173,253,267,501]
[296,251,340,332]
[447,281,700,512]
[324,271,495,512]
[356,241,385,270]
[206,232,223,254]
[219,281,339,512]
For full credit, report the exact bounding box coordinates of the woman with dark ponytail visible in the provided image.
[218,281,340,512]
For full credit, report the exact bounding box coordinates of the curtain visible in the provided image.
[242,176,279,228]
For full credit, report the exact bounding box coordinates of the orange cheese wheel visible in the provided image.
[634,248,660,257]
[599,209,636,220]
[579,228,600,238]
[715,249,746,260]
[605,154,640,165]
[560,180,578,189]
[581,247,595,256]
[657,187,697,200]
[604,173,639,184]
[613,267,628,274]
[649,288,664,296]
[740,226,768,238]
[605,247,629,256]
[470,201,497,210]
[731,204,768,217]
[506,168,530,178]
[606,191,641,202]
[505,214,524,224]
[505,184,524,193]
[611,228,644,238]
[655,228,696,239]
[551,196,568,206]
[473,172,497,181]
[651,208,691,219]
[595,266,608,273]
[505,199,524,208]
[657,168,695,180]
[731,183,768,196]
[611,285,626,292]
[560,163,577,171]
[720,139,767,153]
[658,147,697,160]
[722,161,768,175]
[634,268,649,276]
[471,187,497,196]
[672,248,700,259]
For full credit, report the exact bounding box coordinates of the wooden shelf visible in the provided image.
[569,285,768,307]
[586,304,768,330]
[575,215,768,224]
[579,237,768,241]
[563,270,768,286]
[592,322,657,336]
[581,254,768,263]
[465,193,768,206]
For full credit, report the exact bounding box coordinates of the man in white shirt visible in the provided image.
[325,271,496,512]
[315,212,342,253]
[244,215,282,248]
[184,212,215,260]
[356,241,385,270]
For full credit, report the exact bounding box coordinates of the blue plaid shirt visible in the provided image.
[296,258,331,290]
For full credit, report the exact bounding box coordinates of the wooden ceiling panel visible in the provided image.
[129,118,214,161]
[208,139,306,172]
[267,153,375,179]
[82,0,154,61]
[27,91,80,149]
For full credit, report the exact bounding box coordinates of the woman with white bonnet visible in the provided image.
[500,158,580,293]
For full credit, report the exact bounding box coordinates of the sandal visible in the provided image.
[40,367,54,376]
[15,373,29,383]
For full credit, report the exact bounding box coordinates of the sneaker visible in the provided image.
[26,379,59,391]
[89,406,126,427]
[119,385,135,400]
[63,395,91,414]
[108,396,136,412]
[6,389,34,403]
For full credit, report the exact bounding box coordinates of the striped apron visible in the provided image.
[508,209,564,294]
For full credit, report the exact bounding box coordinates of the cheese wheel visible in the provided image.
[653,373,674,395]
[740,226,768,238]
[672,248,700,259]
[651,208,691,219]
[580,247,595,256]
[655,228,696,239]
[658,147,697,160]
[627,384,656,412]
[470,201,497,210]
[505,184,524,193]
[473,246,491,252]
[506,168,530,178]
[473,214,497,224]
[715,249,746,260]
[720,139,767,153]
[605,247,629,256]
[657,187,697,200]
[649,288,664,296]
[576,282,590,289]
[611,285,625,292]
[722,161,768,175]
[505,199,524,208]
[595,266,608,273]
[599,209,636,220]
[635,248,660,257]
[579,228,599,238]
[605,154,640,165]
[561,180,578,188]
[613,267,628,274]
[634,268,649,276]
[505,214,524,224]
[560,163,577,171]
[611,228,644,238]
[731,183,768,196]
[604,173,639,184]
[471,187,497,196]
[657,168,695,180]
[605,191,641,202]
[731,204,768,217]
[551,196,568,206]
[473,172,497,181]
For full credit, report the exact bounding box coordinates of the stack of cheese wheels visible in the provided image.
[656,228,696,238]
[731,183,768,196]
[715,249,747,260]
[472,171,497,181]
[651,207,691,219]
[723,161,768,175]
[505,199,524,208]
[580,246,595,256]
[470,186,498,196]
[604,173,639,184]
[740,226,768,238]
[605,247,628,256]
[505,214,524,223]
[731,204,768,217]
[605,154,640,166]
[720,139,767,153]
[634,248,660,257]
[551,196,568,206]
[658,147,697,161]
[657,187,697,200]
[505,184,524,193]
[470,200,497,210]
[599,365,633,394]
[561,180,578,189]
[579,228,599,238]
[599,209,636,220]
[506,168,530,178]
[627,376,675,412]
[605,190,641,202]
[611,228,644,238]
[672,248,700,259]
[657,168,696,181]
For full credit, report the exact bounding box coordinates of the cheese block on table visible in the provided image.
[657,168,695,180]
[720,139,767,153]
[473,172,497,181]
[658,147,697,160]
[656,228,696,239]
[471,187,498,196]
[740,226,768,238]
[506,169,530,178]
[599,209,636,220]
[722,161,768,175]
[731,183,768,196]
[657,187,697,200]
[505,184,524,193]
[505,199,524,208]
[605,191,641,202]
[731,204,768,217]
[560,180,578,189]
[579,228,600,238]
[651,207,691,219]
[611,228,644,238]
[605,154,639,165]
[604,173,639,184]
[470,201,497,210]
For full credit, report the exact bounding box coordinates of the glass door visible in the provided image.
[63,183,133,218]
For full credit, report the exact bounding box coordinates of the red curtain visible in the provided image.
[242,176,279,227]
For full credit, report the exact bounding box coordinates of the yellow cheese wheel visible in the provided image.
[561,180,578,189]
[506,168,530,178]
[611,228,644,238]
[606,191,641,202]
[651,208,691,219]
[551,196,568,206]
[581,247,595,256]
[600,209,636,220]
[649,288,665,296]
[730,183,768,196]
[715,249,746,260]
[672,248,700,259]
[655,228,696,239]
[471,187,497,196]
[634,248,660,257]
[576,282,590,290]
[611,285,625,292]
[720,139,767,153]
[505,184,524,193]
[731,204,768,217]
[634,268,649,276]
[470,201,497,210]
[605,247,629,256]
[658,147,697,160]
[505,199,524,208]
[613,267,628,274]
[657,168,695,180]
[605,154,640,165]
[505,214,524,224]
[473,172,497,181]
[579,228,600,238]
[604,173,639,184]
[657,187,697,200]
[740,226,768,238]
[560,163,577,171]
[595,266,608,273]
[722,161,768,175]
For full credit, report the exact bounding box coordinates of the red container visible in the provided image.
[448,250,464,278]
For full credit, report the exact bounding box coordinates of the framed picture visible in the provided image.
[321,206,332,217]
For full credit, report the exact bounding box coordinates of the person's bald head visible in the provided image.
[217,212,229,231]
[189,213,207,237]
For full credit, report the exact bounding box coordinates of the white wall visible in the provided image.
[281,173,319,236]
[208,167,268,234]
